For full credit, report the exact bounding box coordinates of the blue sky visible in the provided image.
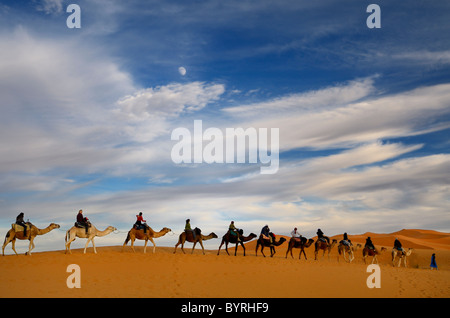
[0,0,449,253]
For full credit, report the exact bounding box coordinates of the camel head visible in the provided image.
[50,223,61,229]
[249,233,257,239]
[306,238,314,246]
[162,227,172,233]
[279,237,287,243]
[106,226,117,232]
[332,239,338,243]
[211,233,218,239]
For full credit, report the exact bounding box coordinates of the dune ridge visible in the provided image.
[245,228,450,251]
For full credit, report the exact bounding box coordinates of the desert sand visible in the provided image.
[0,229,449,298]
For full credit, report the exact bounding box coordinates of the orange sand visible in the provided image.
[1,229,449,298]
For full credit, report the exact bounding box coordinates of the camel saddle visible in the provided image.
[185,227,201,242]
[293,236,307,244]
[74,221,91,228]
[134,224,148,231]
[11,223,31,232]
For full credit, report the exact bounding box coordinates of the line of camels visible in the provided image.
[1,221,414,267]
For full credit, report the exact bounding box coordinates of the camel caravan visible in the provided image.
[1,212,415,267]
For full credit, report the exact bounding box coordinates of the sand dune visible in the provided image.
[0,229,449,298]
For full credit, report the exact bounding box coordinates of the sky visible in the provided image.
[0,0,449,254]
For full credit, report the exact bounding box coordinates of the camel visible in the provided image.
[337,241,361,263]
[217,229,257,256]
[285,237,314,260]
[122,226,171,253]
[65,223,116,254]
[314,238,337,260]
[255,234,287,257]
[174,228,218,255]
[392,248,413,267]
[2,222,60,256]
[362,246,387,264]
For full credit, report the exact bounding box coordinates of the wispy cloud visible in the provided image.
[34,0,64,14]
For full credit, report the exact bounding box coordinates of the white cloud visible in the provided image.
[0,28,228,192]
[222,80,450,151]
[392,50,450,65]
[115,81,225,121]
[224,77,376,115]
[0,28,137,178]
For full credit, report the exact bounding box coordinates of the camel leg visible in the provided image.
[240,242,246,256]
[65,239,72,254]
[84,237,92,254]
[224,242,230,256]
[91,237,97,254]
[149,238,156,254]
[173,241,181,254]
[1,240,6,256]
[191,242,197,254]
[2,235,14,256]
[217,239,224,255]
[65,232,69,254]
[270,246,275,257]
[199,240,205,255]
[130,238,136,253]
[65,236,76,255]
[11,239,19,256]
[261,246,266,258]
[26,237,35,256]
[143,239,148,253]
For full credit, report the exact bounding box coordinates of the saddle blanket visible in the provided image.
[11,223,30,232]
[134,224,147,231]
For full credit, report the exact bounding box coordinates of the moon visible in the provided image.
[178,66,186,76]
